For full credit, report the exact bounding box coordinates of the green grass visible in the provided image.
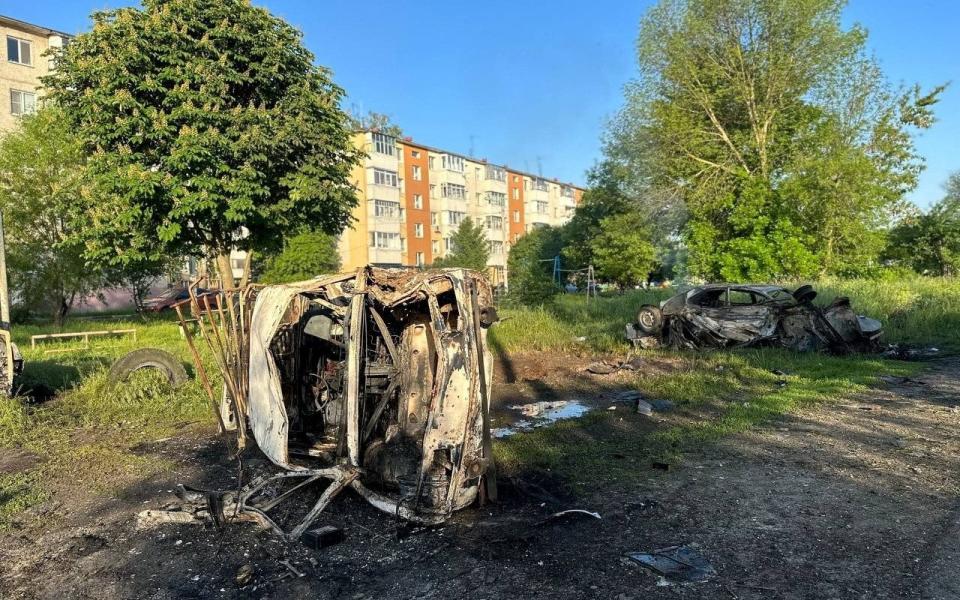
[490,276,960,354]
[490,276,959,492]
[0,314,216,527]
[1,276,957,523]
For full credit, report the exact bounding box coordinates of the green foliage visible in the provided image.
[504,226,565,305]
[560,162,634,269]
[607,0,944,281]
[885,171,960,276]
[432,217,490,272]
[591,212,658,288]
[0,109,103,324]
[44,0,361,274]
[348,110,403,137]
[260,230,341,284]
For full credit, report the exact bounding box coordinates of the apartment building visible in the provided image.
[0,15,68,133]
[339,131,583,286]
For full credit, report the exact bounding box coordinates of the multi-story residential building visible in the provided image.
[0,15,69,133]
[339,131,584,287]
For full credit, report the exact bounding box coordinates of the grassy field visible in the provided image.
[0,315,217,526]
[490,276,959,487]
[1,277,957,525]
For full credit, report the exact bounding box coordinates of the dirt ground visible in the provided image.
[1,353,959,600]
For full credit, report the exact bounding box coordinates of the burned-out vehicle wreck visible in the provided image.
[627,284,882,353]
[149,268,499,539]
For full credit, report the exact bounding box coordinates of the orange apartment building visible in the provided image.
[339,131,584,287]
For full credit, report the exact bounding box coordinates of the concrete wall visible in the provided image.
[0,18,63,132]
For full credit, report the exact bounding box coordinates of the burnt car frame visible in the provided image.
[169,267,498,537]
[627,284,882,353]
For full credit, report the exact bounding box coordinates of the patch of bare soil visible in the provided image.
[1,354,959,599]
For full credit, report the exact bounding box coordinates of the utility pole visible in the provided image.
[0,210,9,327]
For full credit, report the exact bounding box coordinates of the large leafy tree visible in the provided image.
[433,217,490,272]
[505,226,565,305]
[45,0,361,289]
[607,0,943,280]
[260,230,341,284]
[591,213,658,289]
[885,172,960,276]
[0,109,103,325]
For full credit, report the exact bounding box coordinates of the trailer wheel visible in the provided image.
[108,348,189,388]
[636,304,664,335]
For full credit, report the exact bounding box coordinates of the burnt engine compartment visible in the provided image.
[268,283,473,508]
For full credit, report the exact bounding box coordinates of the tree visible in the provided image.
[0,109,103,325]
[45,0,361,290]
[591,213,658,290]
[607,0,943,281]
[885,172,960,276]
[433,217,490,272]
[560,162,633,269]
[260,230,341,284]
[348,110,403,138]
[505,226,566,304]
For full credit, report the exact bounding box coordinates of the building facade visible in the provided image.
[0,15,68,133]
[339,131,583,286]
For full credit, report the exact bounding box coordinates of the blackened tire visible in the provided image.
[107,348,189,388]
[636,304,664,335]
[792,284,817,304]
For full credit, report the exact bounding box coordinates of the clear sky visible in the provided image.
[7,0,958,207]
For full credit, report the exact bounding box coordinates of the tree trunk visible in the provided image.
[216,252,235,292]
[54,296,71,328]
[238,252,252,289]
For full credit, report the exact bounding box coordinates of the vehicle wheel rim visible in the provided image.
[639,312,655,328]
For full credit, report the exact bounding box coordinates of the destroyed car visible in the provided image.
[626,284,882,352]
[0,330,23,397]
[168,267,499,537]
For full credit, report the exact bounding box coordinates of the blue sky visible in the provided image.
[9,0,959,207]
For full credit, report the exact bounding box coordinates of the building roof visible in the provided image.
[358,128,585,191]
[0,14,71,39]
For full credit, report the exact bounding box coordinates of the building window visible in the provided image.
[486,191,506,207]
[431,211,439,226]
[534,178,549,192]
[444,237,455,251]
[374,199,400,217]
[10,90,36,116]
[513,210,520,223]
[411,150,421,158]
[441,183,466,200]
[372,132,396,156]
[512,187,519,200]
[432,240,440,254]
[413,193,423,210]
[441,154,464,172]
[373,168,398,187]
[429,184,436,198]
[446,211,465,226]
[7,36,32,66]
[485,165,506,181]
[536,200,549,214]
[370,231,400,249]
[490,241,504,255]
[411,165,422,181]
[485,216,503,230]
[513,175,519,183]
[414,222,424,238]
[561,186,574,198]
[415,252,425,266]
